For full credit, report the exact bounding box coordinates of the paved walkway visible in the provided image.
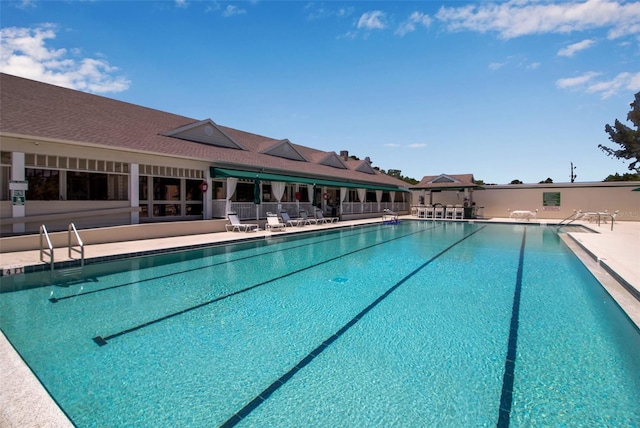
[1,217,638,428]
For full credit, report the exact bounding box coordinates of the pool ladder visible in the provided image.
[39,223,85,278]
[556,210,584,230]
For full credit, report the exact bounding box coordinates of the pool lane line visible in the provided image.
[496,228,526,428]
[92,223,447,346]
[219,225,488,428]
[51,225,392,303]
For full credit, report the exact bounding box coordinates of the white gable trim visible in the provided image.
[318,152,348,169]
[261,139,308,162]
[163,119,246,150]
[355,157,376,175]
[429,174,461,184]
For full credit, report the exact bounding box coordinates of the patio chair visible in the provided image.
[454,205,464,219]
[425,205,434,219]
[279,210,304,227]
[298,210,318,225]
[315,208,338,223]
[225,212,258,232]
[434,205,444,219]
[445,205,455,219]
[265,212,286,231]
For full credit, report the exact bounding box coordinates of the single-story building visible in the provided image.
[0,73,410,235]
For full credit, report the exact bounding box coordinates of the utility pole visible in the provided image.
[570,162,577,183]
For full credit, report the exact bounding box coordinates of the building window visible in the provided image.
[139,176,149,201]
[235,182,254,202]
[66,171,127,200]
[26,168,60,200]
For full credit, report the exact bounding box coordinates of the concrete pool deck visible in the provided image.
[1,217,638,427]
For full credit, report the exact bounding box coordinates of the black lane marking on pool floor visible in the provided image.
[496,228,526,428]
[219,225,488,428]
[92,223,446,346]
[51,226,387,303]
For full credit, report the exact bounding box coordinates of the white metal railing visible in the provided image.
[39,224,54,271]
[212,200,408,220]
[68,223,85,268]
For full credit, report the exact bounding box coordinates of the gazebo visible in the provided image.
[410,173,482,218]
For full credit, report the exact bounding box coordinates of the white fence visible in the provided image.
[212,200,409,220]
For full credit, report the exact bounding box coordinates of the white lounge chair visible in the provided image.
[298,210,318,225]
[315,208,338,223]
[225,212,258,232]
[279,210,304,227]
[265,212,286,231]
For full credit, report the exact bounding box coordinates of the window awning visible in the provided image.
[210,167,408,192]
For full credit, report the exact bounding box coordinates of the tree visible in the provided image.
[510,179,523,184]
[603,172,640,181]
[539,178,553,184]
[385,169,418,185]
[601,91,640,173]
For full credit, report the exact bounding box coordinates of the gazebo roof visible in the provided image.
[410,174,479,190]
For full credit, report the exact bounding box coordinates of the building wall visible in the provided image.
[474,183,640,221]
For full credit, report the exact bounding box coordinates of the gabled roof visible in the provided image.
[411,173,478,190]
[0,73,410,191]
[163,119,246,150]
[317,152,348,169]
[355,157,376,175]
[260,139,308,162]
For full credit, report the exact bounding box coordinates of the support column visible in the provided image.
[205,170,213,219]
[129,163,139,224]
[10,152,26,233]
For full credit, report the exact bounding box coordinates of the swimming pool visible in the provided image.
[1,221,639,427]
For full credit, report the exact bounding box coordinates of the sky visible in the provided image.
[1,0,639,185]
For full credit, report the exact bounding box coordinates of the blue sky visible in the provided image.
[1,0,639,184]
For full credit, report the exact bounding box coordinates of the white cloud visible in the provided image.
[586,71,640,98]
[395,11,432,36]
[436,0,640,40]
[0,25,130,93]
[556,71,601,88]
[175,0,188,9]
[306,3,353,20]
[357,11,386,30]
[558,39,596,57]
[556,70,640,98]
[223,5,246,17]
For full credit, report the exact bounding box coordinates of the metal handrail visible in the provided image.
[68,223,85,268]
[39,224,54,271]
[556,210,583,230]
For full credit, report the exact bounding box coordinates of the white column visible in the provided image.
[129,163,139,224]
[10,152,26,233]
[204,170,212,219]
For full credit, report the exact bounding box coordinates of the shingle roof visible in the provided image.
[0,73,408,190]
[411,173,477,189]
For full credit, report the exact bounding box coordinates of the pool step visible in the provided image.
[53,266,84,281]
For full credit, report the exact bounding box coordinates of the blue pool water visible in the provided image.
[1,221,639,427]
